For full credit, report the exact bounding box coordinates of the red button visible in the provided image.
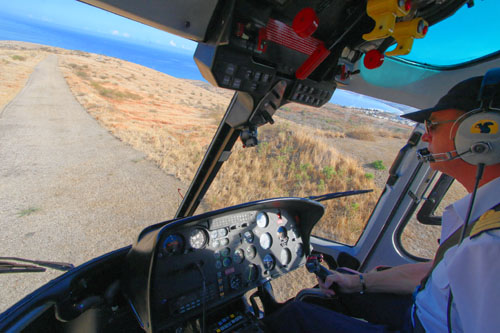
[363,49,385,70]
[292,7,319,38]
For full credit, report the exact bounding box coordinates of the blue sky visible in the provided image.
[1,0,197,53]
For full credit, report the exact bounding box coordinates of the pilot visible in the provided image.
[264,75,500,332]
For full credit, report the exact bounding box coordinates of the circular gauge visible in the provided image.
[218,228,228,237]
[230,275,242,290]
[245,264,259,283]
[221,247,231,257]
[162,234,184,255]
[277,226,288,240]
[280,248,291,266]
[296,243,304,258]
[246,245,257,259]
[189,228,208,249]
[220,238,229,246]
[243,230,254,243]
[211,239,220,249]
[223,257,232,267]
[210,230,218,239]
[233,249,245,264]
[256,212,269,228]
[259,233,272,250]
[263,254,275,271]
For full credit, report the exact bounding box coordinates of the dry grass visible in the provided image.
[204,121,380,245]
[0,42,49,110]
[58,49,379,245]
[345,126,377,141]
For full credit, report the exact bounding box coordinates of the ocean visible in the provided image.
[0,13,204,82]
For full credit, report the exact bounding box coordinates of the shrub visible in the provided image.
[370,160,386,170]
[11,55,26,61]
[365,173,374,179]
[322,166,335,179]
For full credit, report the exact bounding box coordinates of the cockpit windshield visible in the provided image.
[396,1,500,66]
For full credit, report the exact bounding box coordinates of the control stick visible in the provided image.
[306,254,340,295]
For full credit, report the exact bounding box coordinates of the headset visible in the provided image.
[417,68,500,166]
[454,68,500,166]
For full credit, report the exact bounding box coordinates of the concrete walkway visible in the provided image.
[0,54,184,312]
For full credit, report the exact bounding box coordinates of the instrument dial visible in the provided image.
[189,228,208,249]
[256,212,269,228]
[263,254,275,271]
[246,245,257,259]
[233,249,245,264]
[230,275,242,290]
[218,228,228,237]
[259,233,272,250]
[277,226,288,240]
[243,230,254,243]
[245,264,259,283]
[280,248,291,266]
[162,234,184,255]
[296,243,304,258]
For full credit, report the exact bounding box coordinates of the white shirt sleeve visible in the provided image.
[446,230,500,333]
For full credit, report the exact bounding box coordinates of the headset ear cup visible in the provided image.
[454,112,500,165]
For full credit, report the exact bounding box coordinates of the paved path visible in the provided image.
[0,55,184,312]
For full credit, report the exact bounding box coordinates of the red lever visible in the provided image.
[296,43,330,80]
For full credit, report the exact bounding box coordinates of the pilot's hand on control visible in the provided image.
[317,271,360,297]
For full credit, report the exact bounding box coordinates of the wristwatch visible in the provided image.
[359,274,367,294]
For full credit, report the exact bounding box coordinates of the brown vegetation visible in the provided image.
[0,42,49,110]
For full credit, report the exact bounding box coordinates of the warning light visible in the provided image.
[404,0,412,11]
[292,7,319,38]
[363,49,385,69]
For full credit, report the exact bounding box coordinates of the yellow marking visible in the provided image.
[471,209,500,238]
[470,120,499,134]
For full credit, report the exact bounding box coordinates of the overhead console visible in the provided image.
[80,0,466,109]
[123,197,324,332]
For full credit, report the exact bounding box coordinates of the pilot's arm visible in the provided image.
[318,261,432,297]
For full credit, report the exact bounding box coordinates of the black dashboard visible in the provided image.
[123,197,324,332]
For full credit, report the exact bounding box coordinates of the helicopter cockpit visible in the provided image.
[1,0,500,332]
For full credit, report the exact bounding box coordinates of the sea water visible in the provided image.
[0,13,204,82]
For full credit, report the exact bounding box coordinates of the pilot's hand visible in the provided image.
[317,271,360,297]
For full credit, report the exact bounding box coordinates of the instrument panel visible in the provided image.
[151,208,305,324]
[124,197,324,331]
